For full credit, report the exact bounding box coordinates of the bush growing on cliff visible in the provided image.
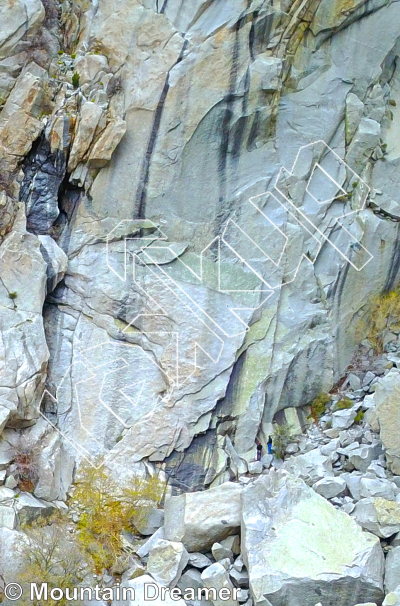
[335,397,353,410]
[73,461,166,572]
[71,72,80,88]
[309,393,331,421]
[360,287,400,352]
[273,423,295,459]
[10,437,40,492]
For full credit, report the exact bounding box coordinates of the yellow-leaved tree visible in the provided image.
[73,460,166,572]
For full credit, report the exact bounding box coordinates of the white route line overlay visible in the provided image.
[39,140,374,469]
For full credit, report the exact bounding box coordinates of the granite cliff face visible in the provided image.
[1,0,400,492]
[2,2,400,603]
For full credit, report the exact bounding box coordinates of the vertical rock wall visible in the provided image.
[1,0,400,489]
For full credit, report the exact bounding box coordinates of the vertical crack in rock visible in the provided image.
[136,39,189,219]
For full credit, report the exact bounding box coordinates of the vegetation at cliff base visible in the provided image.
[273,423,295,459]
[361,287,400,352]
[72,461,166,572]
[17,521,88,606]
[335,397,353,410]
[309,393,331,421]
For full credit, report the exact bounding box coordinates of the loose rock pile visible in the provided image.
[111,347,400,606]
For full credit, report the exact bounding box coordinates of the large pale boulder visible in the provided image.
[374,371,400,474]
[313,476,346,499]
[283,449,333,484]
[352,498,400,538]
[332,408,357,430]
[360,478,396,501]
[241,470,384,606]
[383,587,400,606]
[385,546,400,594]
[164,481,242,552]
[147,540,189,588]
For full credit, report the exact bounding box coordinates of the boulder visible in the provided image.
[212,542,233,562]
[134,507,164,536]
[248,461,262,475]
[385,546,400,593]
[25,419,74,502]
[114,574,187,606]
[177,568,203,593]
[201,562,239,606]
[348,444,383,473]
[283,448,333,484]
[313,477,346,499]
[332,408,357,430]
[365,406,380,432]
[147,540,188,587]
[136,526,165,559]
[360,478,396,500]
[0,505,16,529]
[374,371,400,474]
[88,118,127,168]
[229,567,249,588]
[188,552,212,569]
[0,527,27,581]
[221,535,240,555]
[241,470,384,606]
[68,101,104,171]
[352,498,400,538]
[343,472,363,501]
[383,587,400,606]
[261,454,273,468]
[164,481,242,552]
[14,492,54,525]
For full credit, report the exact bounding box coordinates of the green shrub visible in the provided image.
[309,393,331,421]
[389,99,397,107]
[335,397,353,410]
[273,423,295,459]
[354,410,364,424]
[71,72,80,88]
[8,291,17,300]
